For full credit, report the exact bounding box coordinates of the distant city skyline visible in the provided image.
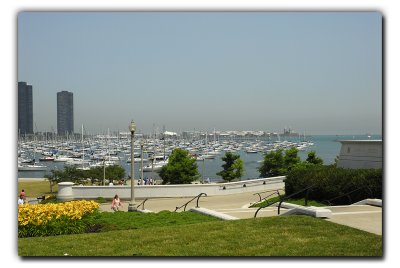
[17,81,33,134]
[57,90,74,135]
[17,12,382,135]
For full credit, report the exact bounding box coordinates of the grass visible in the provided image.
[92,210,221,232]
[18,180,57,198]
[251,196,326,208]
[18,215,382,256]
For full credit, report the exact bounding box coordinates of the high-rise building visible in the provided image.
[18,81,33,134]
[57,91,74,135]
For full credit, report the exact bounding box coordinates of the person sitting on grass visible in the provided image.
[111,194,122,211]
[18,195,25,205]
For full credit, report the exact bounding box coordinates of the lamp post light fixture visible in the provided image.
[128,120,137,212]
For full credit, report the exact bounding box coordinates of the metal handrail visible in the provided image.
[254,196,283,218]
[174,193,207,212]
[136,198,149,210]
[322,186,373,206]
[253,189,284,202]
[277,185,314,215]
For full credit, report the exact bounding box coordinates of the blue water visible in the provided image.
[18,134,381,182]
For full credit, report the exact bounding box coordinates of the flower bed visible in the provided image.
[18,200,99,237]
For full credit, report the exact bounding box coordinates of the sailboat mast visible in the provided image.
[82,124,84,168]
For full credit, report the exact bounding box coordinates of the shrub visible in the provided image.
[285,166,382,205]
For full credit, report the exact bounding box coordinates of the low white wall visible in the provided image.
[58,176,286,200]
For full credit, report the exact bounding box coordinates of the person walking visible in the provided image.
[111,194,122,211]
[20,189,26,199]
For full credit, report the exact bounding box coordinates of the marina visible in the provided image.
[17,133,381,181]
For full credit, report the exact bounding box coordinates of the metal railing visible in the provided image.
[253,185,314,218]
[322,186,373,206]
[253,189,284,203]
[136,198,149,210]
[277,185,314,215]
[174,193,207,212]
[254,196,282,218]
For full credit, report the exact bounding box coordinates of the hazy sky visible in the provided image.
[17,12,382,135]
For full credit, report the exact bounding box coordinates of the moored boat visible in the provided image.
[39,156,55,161]
[18,164,47,171]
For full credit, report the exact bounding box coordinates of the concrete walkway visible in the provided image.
[326,205,382,235]
[98,191,382,235]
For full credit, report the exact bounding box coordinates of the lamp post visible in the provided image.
[140,140,144,184]
[128,120,137,212]
[103,158,105,186]
[202,158,205,184]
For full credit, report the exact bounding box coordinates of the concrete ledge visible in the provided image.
[280,203,332,218]
[189,207,239,220]
[57,176,286,200]
[136,209,153,213]
[353,199,382,207]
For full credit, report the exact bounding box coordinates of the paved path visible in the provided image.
[98,191,382,235]
[325,205,382,235]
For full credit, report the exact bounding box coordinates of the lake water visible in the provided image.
[18,134,381,182]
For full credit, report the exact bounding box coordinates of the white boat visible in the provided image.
[53,156,73,162]
[18,164,47,171]
[201,154,215,159]
[39,156,55,161]
[19,157,35,164]
[64,158,92,166]
[126,157,149,163]
[140,160,168,172]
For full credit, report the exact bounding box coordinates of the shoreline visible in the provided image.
[18,178,47,182]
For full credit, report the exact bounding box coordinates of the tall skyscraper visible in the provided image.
[18,81,33,135]
[57,91,74,135]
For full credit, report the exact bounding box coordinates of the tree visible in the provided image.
[283,147,301,170]
[159,148,200,184]
[85,165,126,185]
[217,152,244,182]
[306,151,324,165]
[258,147,301,178]
[45,165,126,187]
[258,149,285,177]
[44,169,64,193]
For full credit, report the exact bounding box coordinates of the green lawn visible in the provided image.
[92,210,221,232]
[251,196,326,208]
[18,215,382,256]
[18,180,57,198]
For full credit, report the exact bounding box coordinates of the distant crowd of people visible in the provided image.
[138,177,156,185]
[107,178,158,186]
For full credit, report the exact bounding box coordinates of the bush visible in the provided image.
[285,166,382,205]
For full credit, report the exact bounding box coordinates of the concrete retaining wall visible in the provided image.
[57,176,286,200]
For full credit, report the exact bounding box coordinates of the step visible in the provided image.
[353,199,382,207]
[189,207,239,220]
[279,203,332,218]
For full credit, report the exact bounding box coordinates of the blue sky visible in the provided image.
[18,12,382,135]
